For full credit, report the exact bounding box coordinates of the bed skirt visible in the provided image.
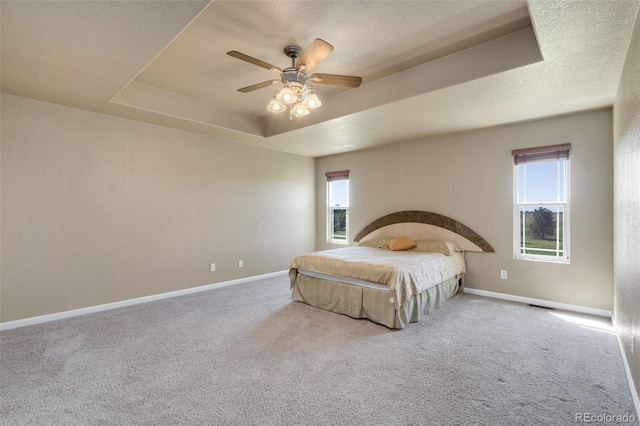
[291,274,460,329]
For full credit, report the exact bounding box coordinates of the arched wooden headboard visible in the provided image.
[354,210,494,253]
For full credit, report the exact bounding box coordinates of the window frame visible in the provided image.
[326,170,349,245]
[512,145,571,263]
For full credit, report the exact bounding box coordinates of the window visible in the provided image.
[513,144,570,263]
[326,170,349,244]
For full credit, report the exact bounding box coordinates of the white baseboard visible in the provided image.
[0,270,289,331]
[463,287,612,318]
[618,335,640,418]
[612,315,640,418]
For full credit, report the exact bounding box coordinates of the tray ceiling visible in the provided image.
[2,1,639,157]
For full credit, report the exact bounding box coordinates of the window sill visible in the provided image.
[514,256,570,265]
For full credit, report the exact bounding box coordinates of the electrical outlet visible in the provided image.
[239,260,243,268]
[210,263,216,272]
[500,270,508,279]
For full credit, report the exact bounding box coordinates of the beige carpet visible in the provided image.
[1,275,637,425]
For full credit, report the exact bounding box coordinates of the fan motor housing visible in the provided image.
[282,67,307,85]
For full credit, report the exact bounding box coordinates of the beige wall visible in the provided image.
[316,109,613,311]
[0,94,315,322]
[613,9,640,404]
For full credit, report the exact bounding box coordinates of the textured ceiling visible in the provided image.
[2,1,639,157]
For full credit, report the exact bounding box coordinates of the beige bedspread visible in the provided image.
[289,246,465,308]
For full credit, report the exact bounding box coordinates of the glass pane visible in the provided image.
[519,205,564,257]
[331,208,348,240]
[329,180,348,207]
[519,161,561,203]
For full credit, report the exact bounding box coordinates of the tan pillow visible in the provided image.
[359,237,392,249]
[386,236,416,251]
[411,240,458,256]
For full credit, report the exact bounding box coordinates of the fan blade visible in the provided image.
[310,73,362,88]
[296,39,334,72]
[237,80,281,93]
[227,51,282,73]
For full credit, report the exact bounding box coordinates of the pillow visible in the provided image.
[445,241,462,253]
[359,237,392,249]
[386,236,416,251]
[411,240,459,256]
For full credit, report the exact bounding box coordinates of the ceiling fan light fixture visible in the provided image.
[267,97,286,112]
[302,89,321,108]
[291,102,309,117]
[277,86,296,104]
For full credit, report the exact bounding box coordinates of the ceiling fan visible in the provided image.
[227,39,362,118]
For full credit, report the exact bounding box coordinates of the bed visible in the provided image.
[289,211,494,329]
